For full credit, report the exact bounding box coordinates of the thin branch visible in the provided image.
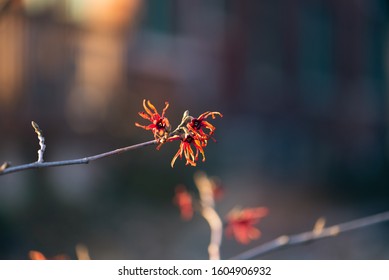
[0,122,157,176]
[231,210,389,260]
[75,244,91,260]
[194,171,223,260]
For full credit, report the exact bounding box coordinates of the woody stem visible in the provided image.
[0,139,157,176]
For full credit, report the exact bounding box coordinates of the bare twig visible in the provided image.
[194,171,223,260]
[231,210,389,260]
[0,122,157,175]
[31,121,46,163]
[75,244,91,260]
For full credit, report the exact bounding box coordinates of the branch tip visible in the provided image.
[31,121,42,136]
[231,211,389,260]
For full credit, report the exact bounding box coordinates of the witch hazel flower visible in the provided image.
[173,185,194,220]
[170,133,205,167]
[135,99,171,148]
[167,110,222,167]
[135,100,222,167]
[225,207,269,244]
[187,111,223,141]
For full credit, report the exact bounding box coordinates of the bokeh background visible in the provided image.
[0,0,388,259]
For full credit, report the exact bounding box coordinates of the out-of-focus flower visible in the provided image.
[135,99,171,146]
[187,111,223,140]
[173,185,193,220]
[29,250,46,260]
[225,207,269,244]
[29,250,68,260]
[210,177,224,201]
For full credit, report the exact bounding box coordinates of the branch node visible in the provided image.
[313,217,326,236]
[276,235,290,245]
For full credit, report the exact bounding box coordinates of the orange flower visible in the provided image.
[187,111,223,140]
[29,250,68,260]
[225,207,268,244]
[135,99,171,146]
[173,185,193,220]
[170,134,205,167]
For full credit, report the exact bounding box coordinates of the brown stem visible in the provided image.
[0,140,157,175]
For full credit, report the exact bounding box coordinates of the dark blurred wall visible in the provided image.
[219,0,389,196]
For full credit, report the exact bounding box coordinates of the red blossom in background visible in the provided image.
[225,207,269,244]
[210,178,224,201]
[29,250,68,260]
[173,185,193,220]
[135,99,171,146]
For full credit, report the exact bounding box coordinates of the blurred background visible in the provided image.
[0,0,389,259]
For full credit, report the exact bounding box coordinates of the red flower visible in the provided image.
[225,207,268,244]
[170,134,206,167]
[135,100,222,167]
[210,178,224,201]
[173,185,193,220]
[169,110,222,167]
[187,111,223,140]
[135,99,171,145]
